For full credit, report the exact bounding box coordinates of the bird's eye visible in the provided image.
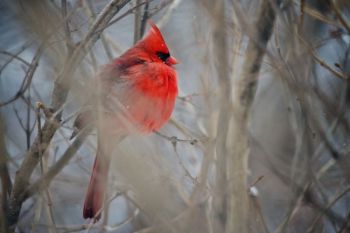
[156,52,170,62]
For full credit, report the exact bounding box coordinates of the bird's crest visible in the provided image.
[138,20,169,55]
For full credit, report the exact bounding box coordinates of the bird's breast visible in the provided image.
[123,69,178,133]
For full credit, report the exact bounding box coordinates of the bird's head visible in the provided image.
[137,21,178,66]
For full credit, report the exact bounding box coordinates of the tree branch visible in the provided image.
[0,44,43,107]
[227,0,278,232]
[0,119,11,233]
[7,0,132,229]
[24,126,91,200]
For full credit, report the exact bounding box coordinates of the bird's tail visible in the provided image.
[83,147,110,220]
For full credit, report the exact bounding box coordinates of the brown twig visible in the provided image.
[61,0,74,53]
[140,1,149,37]
[310,48,349,80]
[330,0,350,34]
[250,175,264,188]
[12,105,30,149]
[134,0,144,44]
[299,0,305,29]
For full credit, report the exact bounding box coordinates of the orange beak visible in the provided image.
[166,56,178,65]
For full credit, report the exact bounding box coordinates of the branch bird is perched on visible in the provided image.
[72,21,178,220]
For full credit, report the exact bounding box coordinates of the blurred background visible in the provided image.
[0,0,350,232]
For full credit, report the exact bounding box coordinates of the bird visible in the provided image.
[72,21,178,221]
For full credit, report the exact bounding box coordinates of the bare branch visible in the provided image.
[306,187,350,233]
[61,0,74,53]
[0,44,43,107]
[0,42,32,75]
[154,131,198,146]
[0,50,31,67]
[0,119,11,233]
[24,125,91,199]
[134,0,144,44]
[7,0,132,229]
[227,1,278,232]
[330,0,350,34]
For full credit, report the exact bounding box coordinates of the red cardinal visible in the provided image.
[74,21,178,220]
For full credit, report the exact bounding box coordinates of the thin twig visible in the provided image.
[0,50,31,67]
[299,0,305,29]
[310,47,349,80]
[330,0,350,34]
[172,144,197,184]
[101,0,150,33]
[134,0,143,44]
[0,44,43,107]
[154,131,198,145]
[306,187,350,233]
[23,125,92,199]
[36,103,57,233]
[147,0,173,19]
[292,1,340,27]
[140,1,149,36]
[82,0,114,60]
[0,42,32,74]
[61,0,74,51]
